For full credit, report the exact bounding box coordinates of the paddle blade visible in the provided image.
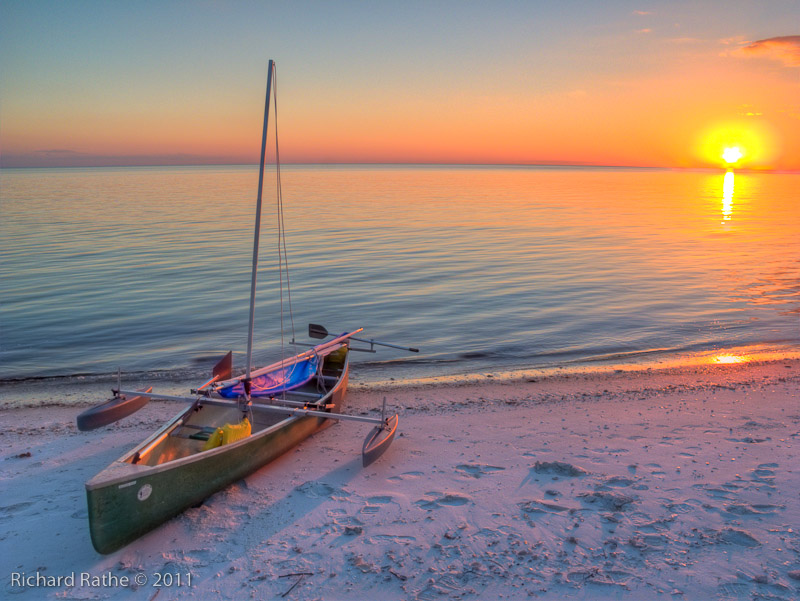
[76,387,153,431]
[362,414,399,467]
[309,323,329,339]
[212,351,233,381]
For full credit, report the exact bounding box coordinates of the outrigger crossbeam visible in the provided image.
[116,388,392,428]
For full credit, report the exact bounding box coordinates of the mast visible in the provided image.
[245,59,275,389]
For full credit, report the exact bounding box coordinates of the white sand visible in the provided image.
[1,359,798,600]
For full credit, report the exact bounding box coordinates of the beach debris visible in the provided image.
[279,572,312,598]
[349,554,379,574]
[343,526,363,536]
[519,499,571,514]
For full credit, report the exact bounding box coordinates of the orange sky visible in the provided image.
[1,3,799,169]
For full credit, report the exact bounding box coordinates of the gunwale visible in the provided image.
[86,350,349,492]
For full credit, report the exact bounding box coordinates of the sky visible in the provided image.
[1,1,799,170]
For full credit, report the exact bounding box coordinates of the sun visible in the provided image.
[722,146,743,164]
[696,120,779,169]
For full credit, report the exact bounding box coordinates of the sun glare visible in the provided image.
[722,146,743,164]
[712,353,747,364]
[696,121,778,169]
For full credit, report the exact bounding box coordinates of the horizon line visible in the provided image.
[0,160,791,174]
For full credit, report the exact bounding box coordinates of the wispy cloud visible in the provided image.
[0,151,241,168]
[34,149,87,157]
[637,28,652,34]
[738,104,763,117]
[734,35,800,67]
[719,36,748,46]
[632,10,652,16]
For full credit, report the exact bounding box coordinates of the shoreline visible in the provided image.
[2,352,799,410]
[1,359,798,599]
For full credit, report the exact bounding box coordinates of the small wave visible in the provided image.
[0,367,210,387]
[460,351,494,359]
[189,352,239,365]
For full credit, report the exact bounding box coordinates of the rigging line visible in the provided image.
[272,67,286,374]
[272,63,298,397]
[272,62,287,393]
[273,63,297,363]
[274,68,296,346]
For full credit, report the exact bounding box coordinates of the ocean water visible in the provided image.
[1,165,798,388]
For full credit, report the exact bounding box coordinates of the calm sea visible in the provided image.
[1,165,798,389]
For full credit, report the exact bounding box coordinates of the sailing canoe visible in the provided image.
[85,345,349,554]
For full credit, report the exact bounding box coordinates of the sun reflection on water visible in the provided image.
[722,170,734,221]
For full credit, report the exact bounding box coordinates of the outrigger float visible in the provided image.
[77,61,417,554]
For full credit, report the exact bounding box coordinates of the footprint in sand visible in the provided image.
[415,492,470,510]
[367,495,393,504]
[724,502,783,516]
[717,582,751,596]
[749,464,777,487]
[531,461,588,477]
[387,471,423,482]
[579,491,635,511]
[665,499,703,514]
[716,527,761,547]
[455,463,505,478]
[0,501,34,520]
[644,463,666,476]
[370,534,416,544]
[692,484,738,500]
[594,475,637,490]
[360,495,395,514]
[295,481,340,498]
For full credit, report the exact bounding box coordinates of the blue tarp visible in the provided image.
[216,356,319,399]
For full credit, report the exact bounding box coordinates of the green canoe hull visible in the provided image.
[86,364,348,554]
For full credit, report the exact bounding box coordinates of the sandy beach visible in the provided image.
[1,358,798,600]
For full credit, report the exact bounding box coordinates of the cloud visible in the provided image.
[33,149,87,157]
[632,10,652,16]
[719,36,747,46]
[0,151,241,168]
[735,35,800,67]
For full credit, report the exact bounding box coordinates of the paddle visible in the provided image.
[308,324,419,353]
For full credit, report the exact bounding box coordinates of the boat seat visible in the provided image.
[182,426,218,441]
